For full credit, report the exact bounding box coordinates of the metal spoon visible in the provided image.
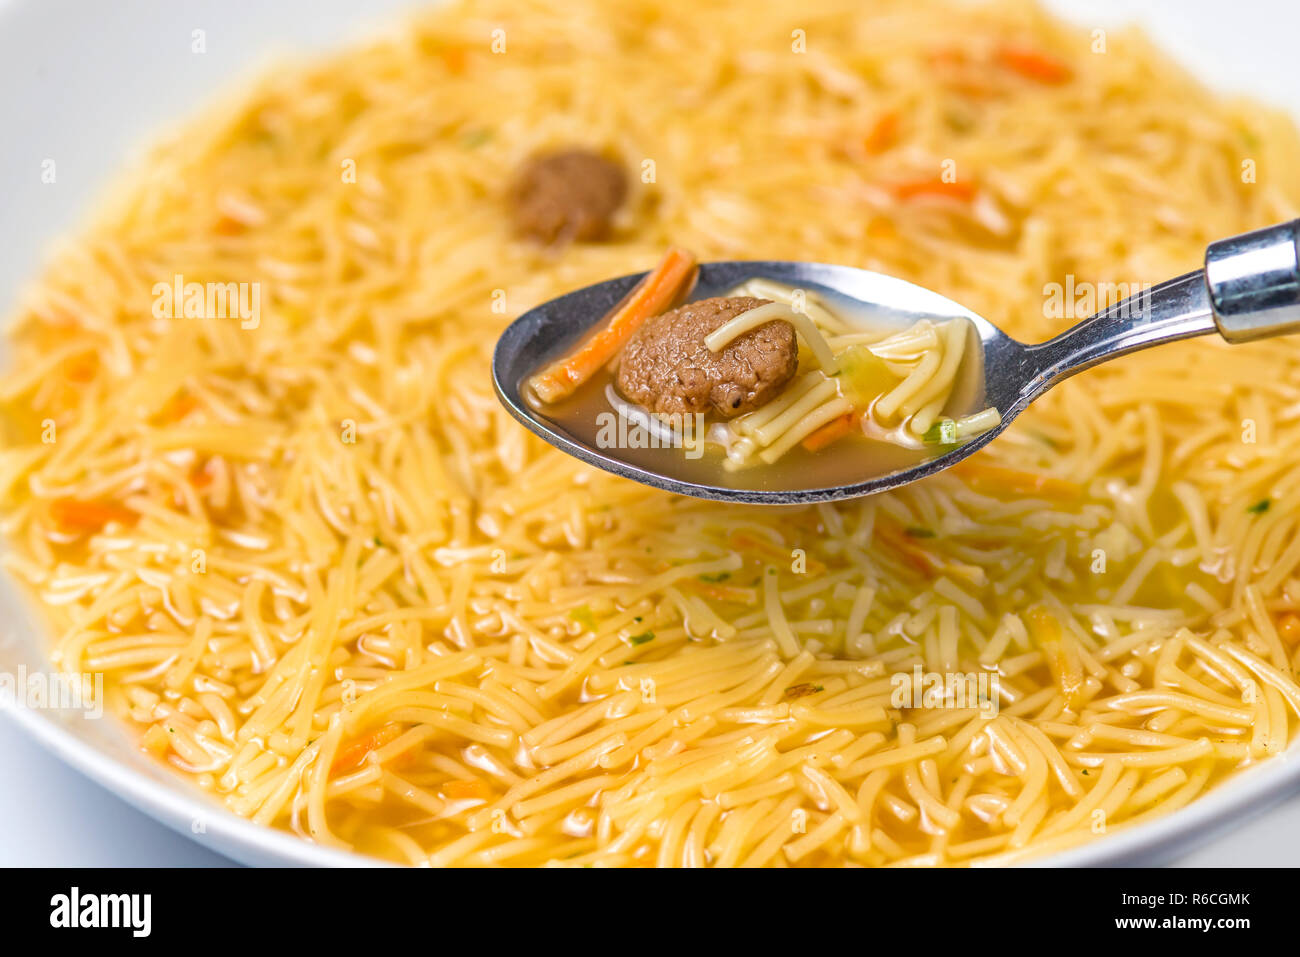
[493,220,1300,504]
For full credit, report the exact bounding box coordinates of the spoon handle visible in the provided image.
[1206,219,1300,342]
[1016,219,1300,408]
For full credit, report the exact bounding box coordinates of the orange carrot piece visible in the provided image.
[443,778,493,801]
[331,722,405,774]
[1278,614,1300,646]
[893,178,978,203]
[190,463,215,490]
[996,45,1073,84]
[864,111,900,155]
[213,215,246,236]
[874,523,942,578]
[801,412,857,453]
[728,531,826,575]
[953,461,1082,499]
[526,248,698,404]
[49,499,137,533]
[160,393,199,423]
[441,46,468,74]
[64,355,97,383]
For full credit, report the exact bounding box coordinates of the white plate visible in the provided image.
[2,0,1299,867]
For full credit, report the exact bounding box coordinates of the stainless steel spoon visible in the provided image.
[493,220,1300,504]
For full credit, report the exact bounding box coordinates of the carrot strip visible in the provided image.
[213,215,246,236]
[893,178,978,203]
[801,412,857,452]
[443,778,493,801]
[49,499,137,534]
[526,247,698,404]
[331,722,405,774]
[864,111,900,155]
[953,461,1082,500]
[996,45,1073,84]
[728,531,826,575]
[874,523,942,578]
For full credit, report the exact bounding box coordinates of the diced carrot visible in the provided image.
[893,178,978,203]
[526,248,699,404]
[213,215,246,236]
[64,354,97,383]
[996,45,1073,84]
[801,412,857,453]
[864,111,900,155]
[443,778,493,801]
[49,499,137,534]
[953,460,1082,500]
[331,722,405,775]
[1278,614,1300,646]
[160,393,199,423]
[441,46,468,74]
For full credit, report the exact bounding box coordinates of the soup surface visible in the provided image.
[3,0,1300,866]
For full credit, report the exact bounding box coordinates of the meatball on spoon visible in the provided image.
[494,221,1300,504]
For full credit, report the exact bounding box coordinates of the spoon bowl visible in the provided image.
[494,221,1300,504]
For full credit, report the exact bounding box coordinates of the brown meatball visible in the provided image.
[509,149,627,244]
[616,296,798,418]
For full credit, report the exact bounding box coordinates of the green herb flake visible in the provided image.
[921,419,958,446]
[699,572,731,583]
[1248,498,1271,515]
[627,631,655,646]
[904,526,936,538]
[569,606,597,631]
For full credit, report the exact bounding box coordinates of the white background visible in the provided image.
[3,0,1300,866]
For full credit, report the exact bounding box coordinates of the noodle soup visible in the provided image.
[2,0,1299,867]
